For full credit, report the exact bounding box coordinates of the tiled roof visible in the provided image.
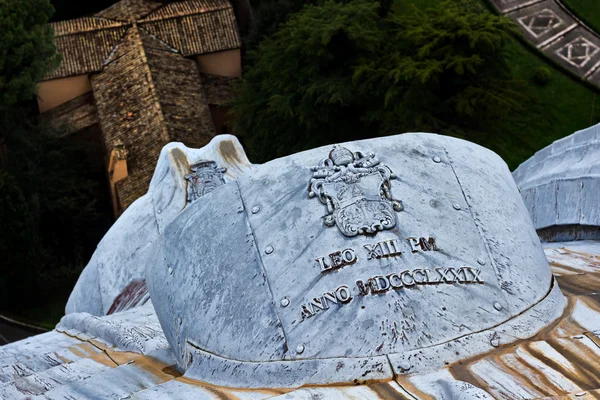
[139,8,240,57]
[45,24,129,80]
[95,0,164,22]
[52,17,125,36]
[139,0,232,21]
[45,0,241,80]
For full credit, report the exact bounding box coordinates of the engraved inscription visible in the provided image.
[364,239,402,260]
[316,248,357,273]
[356,267,483,296]
[407,236,438,252]
[316,236,437,274]
[301,285,353,319]
[301,234,484,321]
[308,145,403,237]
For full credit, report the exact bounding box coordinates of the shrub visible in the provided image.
[533,66,552,86]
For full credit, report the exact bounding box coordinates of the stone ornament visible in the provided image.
[556,36,600,68]
[308,145,403,237]
[185,160,227,203]
[517,9,563,38]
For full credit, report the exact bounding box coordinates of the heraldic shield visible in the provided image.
[308,145,403,237]
[185,160,227,203]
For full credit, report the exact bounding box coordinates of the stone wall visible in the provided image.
[142,30,215,148]
[39,92,99,136]
[91,26,171,212]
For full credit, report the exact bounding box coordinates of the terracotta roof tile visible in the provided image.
[95,0,164,22]
[52,17,126,36]
[139,0,233,22]
[139,8,240,57]
[44,26,128,80]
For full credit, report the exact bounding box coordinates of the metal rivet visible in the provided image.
[490,338,499,347]
[281,297,290,307]
[453,203,461,210]
[296,344,305,354]
[399,361,411,371]
[493,302,502,311]
[251,205,261,214]
[477,258,486,266]
[168,266,173,275]
[265,246,274,254]
[433,156,441,163]
[157,209,162,214]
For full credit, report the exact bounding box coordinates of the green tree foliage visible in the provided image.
[0,0,112,322]
[231,0,526,162]
[0,114,111,315]
[0,0,60,111]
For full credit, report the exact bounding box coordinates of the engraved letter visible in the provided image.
[371,276,390,293]
[387,273,403,289]
[468,268,484,283]
[364,243,381,260]
[335,285,353,303]
[436,268,453,283]
[407,237,420,253]
[301,304,315,319]
[401,270,415,286]
[342,248,357,264]
[330,251,344,267]
[316,257,332,272]
[413,269,427,283]
[448,268,462,283]
[310,297,328,312]
[384,239,402,257]
[323,292,339,306]
[419,237,438,251]
[424,269,439,283]
[459,267,471,282]
[356,280,371,296]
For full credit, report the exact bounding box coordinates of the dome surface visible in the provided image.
[146,133,564,387]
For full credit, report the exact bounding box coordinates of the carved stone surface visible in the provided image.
[185,160,226,203]
[146,132,561,386]
[9,132,600,396]
[66,135,252,316]
[513,123,600,238]
[308,145,402,236]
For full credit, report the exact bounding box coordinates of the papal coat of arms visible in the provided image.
[185,160,227,203]
[308,145,403,237]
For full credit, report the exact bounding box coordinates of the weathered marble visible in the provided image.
[66,135,253,316]
[513,123,600,240]
[6,132,600,398]
[146,133,562,387]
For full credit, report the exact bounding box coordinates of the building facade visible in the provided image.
[38,0,244,216]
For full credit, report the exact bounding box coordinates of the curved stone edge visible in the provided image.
[182,279,565,388]
[513,123,600,188]
[513,124,600,231]
[389,277,566,376]
[66,134,253,316]
[184,340,394,388]
[487,0,600,88]
[56,305,169,354]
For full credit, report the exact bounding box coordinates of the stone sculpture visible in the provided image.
[308,145,403,236]
[10,131,600,399]
[185,160,227,203]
